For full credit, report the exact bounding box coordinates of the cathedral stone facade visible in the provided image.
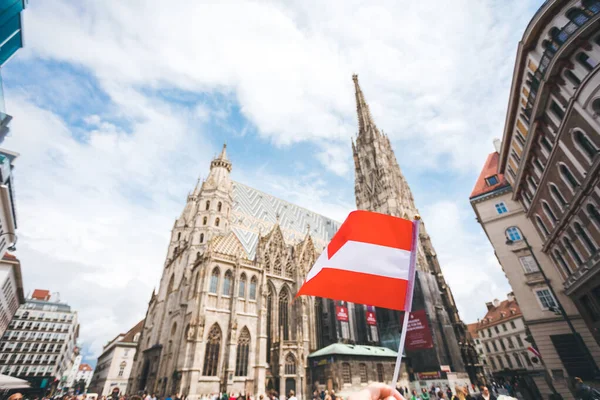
[127,76,481,400]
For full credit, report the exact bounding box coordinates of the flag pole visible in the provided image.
[391,215,420,389]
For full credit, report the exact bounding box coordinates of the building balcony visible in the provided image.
[564,251,600,295]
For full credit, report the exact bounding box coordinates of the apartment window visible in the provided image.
[495,202,508,214]
[502,324,508,332]
[490,357,497,370]
[574,130,598,161]
[508,166,517,179]
[500,339,506,351]
[543,201,559,224]
[536,288,558,310]
[519,255,539,274]
[575,222,596,254]
[118,361,126,377]
[514,354,524,368]
[560,164,579,190]
[541,136,553,153]
[507,336,514,348]
[553,250,572,276]
[492,341,498,352]
[487,328,492,337]
[533,158,545,174]
[565,70,581,86]
[588,204,600,228]
[515,132,526,147]
[505,355,513,369]
[550,184,567,209]
[497,356,505,369]
[528,176,538,191]
[511,150,521,164]
[566,7,590,25]
[549,100,565,120]
[516,336,524,347]
[506,226,523,241]
[577,52,597,71]
[485,342,491,353]
[486,175,499,185]
[536,215,550,237]
[523,352,533,366]
[580,295,600,322]
[564,237,583,265]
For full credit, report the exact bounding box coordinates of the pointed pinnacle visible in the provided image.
[352,74,375,134]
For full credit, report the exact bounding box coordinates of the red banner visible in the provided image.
[336,306,349,321]
[406,309,434,351]
[416,371,441,380]
[366,311,377,325]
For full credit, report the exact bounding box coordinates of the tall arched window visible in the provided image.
[359,363,368,383]
[550,27,567,45]
[203,324,221,376]
[540,136,553,153]
[249,276,257,300]
[528,176,538,191]
[279,288,290,341]
[554,249,573,276]
[203,217,208,225]
[238,274,247,298]
[170,322,177,337]
[342,362,352,384]
[566,8,589,25]
[209,268,219,294]
[542,201,558,224]
[550,184,567,209]
[285,353,296,375]
[215,218,220,227]
[575,222,596,254]
[200,233,204,243]
[177,232,181,241]
[588,203,600,227]
[563,237,583,265]
[205,201,210,211]
[559,164,579,190]
[577,52,598,71]
[506,226,523,241]
[167,274,175,294]
[285,257,293,279]
[223,270,233,296]
[217,202,222,212]
[574,130,598,160]
[274,257,282,275]
[536,215,550,237]
[565,70,581,86]
[235,328,250,376]
[266,285,273,364]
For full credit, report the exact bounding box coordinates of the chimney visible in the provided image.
[493,138,502,153]
[485,302,494,311]
[507,292,515,302]
[493,298,501,308]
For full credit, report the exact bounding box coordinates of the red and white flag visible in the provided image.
[297,210,417,311]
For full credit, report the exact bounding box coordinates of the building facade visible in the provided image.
[89,320,143,396]
[351,75,482,385]
[466,324,491,381]
[475,297,544,400]
[307,344,408,396]
[75,363,94,392]
[0,253,23,335]
[470,146,600,399]
[498,0,600,349]
[0,290,80,394]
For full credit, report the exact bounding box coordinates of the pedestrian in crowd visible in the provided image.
[151,394,157,400]
[445,387,452,399]
[8,393,24,400]
[324,391,331,400]
[408,390,418,400]
[450,386,472,400]
[474,386,495,400]
[437,393,446,399]
[574,377,600,399]
[419,388,430,400]
[330,390,336,400]
[287,391,297,400]
[165,394,173,400]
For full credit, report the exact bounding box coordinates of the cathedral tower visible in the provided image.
[351,75,481,382]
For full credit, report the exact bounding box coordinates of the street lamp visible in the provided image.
[506,233,600,379]
[0,231,17,251]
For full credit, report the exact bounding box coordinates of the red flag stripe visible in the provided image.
[297,268,408,311]
[327,210,414,259]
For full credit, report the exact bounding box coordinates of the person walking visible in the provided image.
[474,386,495,400]
[450,386,472,400]
[408,390,418,400]
[288,391,297,400]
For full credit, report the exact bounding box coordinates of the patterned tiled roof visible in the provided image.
[230,182,341,259]
[212,232,248,259]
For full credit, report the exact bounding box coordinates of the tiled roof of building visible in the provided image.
[122,319,144,343]
[308,343,398,358]
[477,299,522,330]
[470,152,510,199]
[79,363,93,371]
[212,232,248,259]
[230,182,341,259]
[3,252,16,260]
[467,322,479,338]
[31,289,51,300]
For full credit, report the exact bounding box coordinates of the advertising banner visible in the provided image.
[416,371,441,380]
[336,305,349,321]
[366,311,377,325]
[406,309,434,350]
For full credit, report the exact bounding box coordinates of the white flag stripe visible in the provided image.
[306,240,412,282]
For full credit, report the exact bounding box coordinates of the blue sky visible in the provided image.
[2,0,545,365]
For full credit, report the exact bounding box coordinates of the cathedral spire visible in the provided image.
[352,74,377,137]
